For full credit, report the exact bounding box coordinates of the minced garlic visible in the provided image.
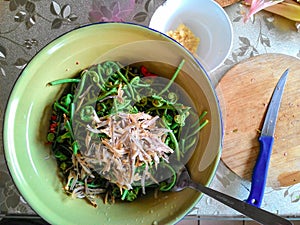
[166,24,200,55]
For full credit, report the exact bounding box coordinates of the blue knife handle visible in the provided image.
[246,135,274,208]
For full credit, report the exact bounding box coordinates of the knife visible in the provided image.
[246,69,289,208]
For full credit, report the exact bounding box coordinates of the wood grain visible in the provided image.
[214,0,240,7]
[216,53,300,188]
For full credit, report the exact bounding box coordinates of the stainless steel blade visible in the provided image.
[261,69,289,137]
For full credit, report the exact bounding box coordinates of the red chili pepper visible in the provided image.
[49,122,58,133]
[141,65,148,76]
[50,123,57,128]
[51,115,57,121]
[140,65,157,78]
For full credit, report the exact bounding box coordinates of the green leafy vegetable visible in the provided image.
[46,60,209,207]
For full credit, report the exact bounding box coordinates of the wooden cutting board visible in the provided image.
[214,0,240,7]
[216,53,300,188]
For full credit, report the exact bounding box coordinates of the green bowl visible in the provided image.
[3,22,222,225]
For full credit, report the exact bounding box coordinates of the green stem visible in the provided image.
[65,119,79,155]
[159,163,177,191]
[186,119,209,140]
[87,70,106,91]
[73,71,87,102]
[158,59,185,96]
[65,120,75,140]
[48,78,81,86]
[169,131,180,161]
[147,105,177,112]
[70,102,75,123]
[97,88,118,102]
[162,116,180,161]
[121,189,129,200]
[199,119,209,130]
[97,64,107,86]
[54,101,69,115]
[82,87,118,107]
[191,110,208,129]
[183,137,197,153]
[117,70,135,99]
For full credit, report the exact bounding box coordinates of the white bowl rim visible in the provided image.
[149,0,233,72]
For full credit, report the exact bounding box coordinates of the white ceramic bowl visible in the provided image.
[149,0,233,72]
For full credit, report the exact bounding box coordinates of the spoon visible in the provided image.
[172,166,293,225]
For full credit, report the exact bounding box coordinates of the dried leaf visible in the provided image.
[14,58,27,69]
[51,18,63,29]
[239,36,251,46]
[50,1,61,16]
[133,12,147,22]
[25,1,36,13]
[0,46,7,59]
[61,4,71,18]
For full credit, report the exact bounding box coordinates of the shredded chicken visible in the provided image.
[84,112,174,191]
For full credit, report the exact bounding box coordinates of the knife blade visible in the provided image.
[246,69,289,208]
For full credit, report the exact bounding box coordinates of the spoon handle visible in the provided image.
[189,180,293,225]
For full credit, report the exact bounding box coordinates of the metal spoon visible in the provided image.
[172,166,293,225]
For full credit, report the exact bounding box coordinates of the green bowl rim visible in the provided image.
[3,21,223,225]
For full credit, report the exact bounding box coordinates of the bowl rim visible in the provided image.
[3,21,223,225]
[148,0,234,72]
